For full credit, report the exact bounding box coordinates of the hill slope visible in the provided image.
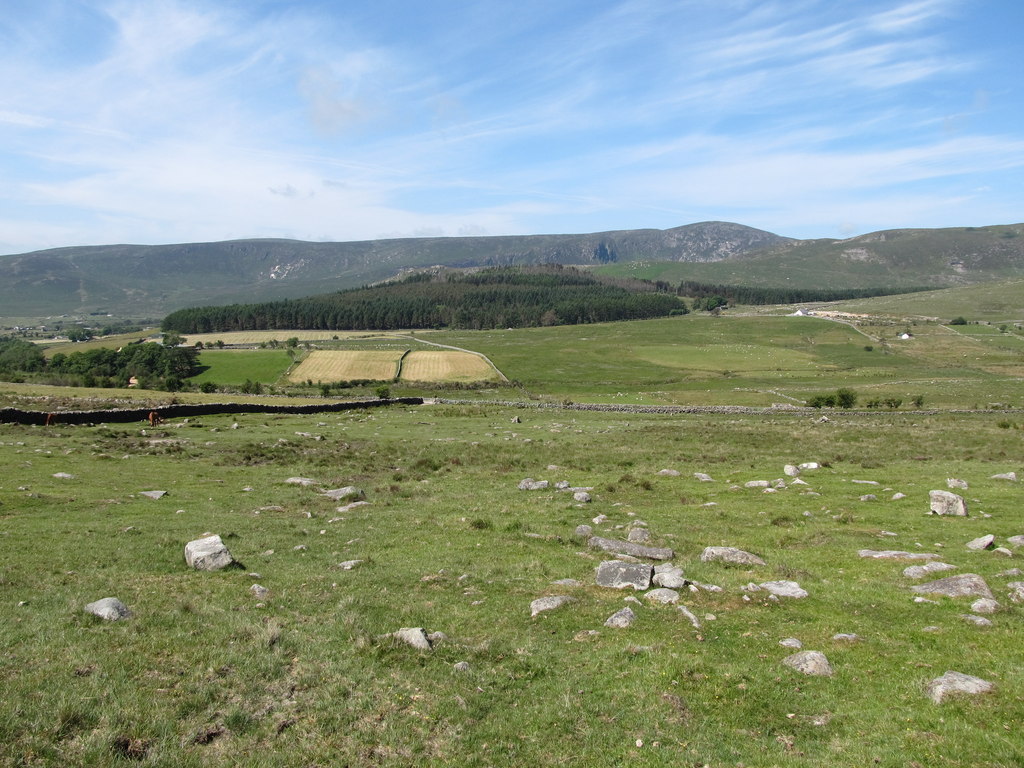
[4,221,1024,319]
[0,222,785,318]
[598,224,1024,290]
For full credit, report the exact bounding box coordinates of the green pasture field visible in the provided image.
[424,315,1024,408]
[831,279,1024,323]
[190,350,297,387]
[1,404,1021,766]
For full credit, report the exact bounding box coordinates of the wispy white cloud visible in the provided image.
[0,0,1018,254]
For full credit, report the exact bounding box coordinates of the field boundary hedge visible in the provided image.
[0,397,424,425]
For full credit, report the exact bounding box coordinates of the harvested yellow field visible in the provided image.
[400,350,498,382]
[288,351,402,383]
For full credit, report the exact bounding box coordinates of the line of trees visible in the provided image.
[0,336,198,390]
[162,267,686,333]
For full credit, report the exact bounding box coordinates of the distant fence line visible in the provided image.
[0,397,424,426]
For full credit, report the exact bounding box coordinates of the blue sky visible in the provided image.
[1,0,1022,254]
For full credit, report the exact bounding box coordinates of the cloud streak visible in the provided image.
[0,0,1020,255]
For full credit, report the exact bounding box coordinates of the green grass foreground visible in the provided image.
[1,404,1022,766]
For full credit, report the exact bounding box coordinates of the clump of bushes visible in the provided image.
[806,388,857,409]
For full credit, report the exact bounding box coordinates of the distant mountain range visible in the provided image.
[2,221,1022,319]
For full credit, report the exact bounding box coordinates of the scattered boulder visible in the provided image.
[990,472,1017,482]
[250,584,269,599]
[52,472,75,480]
[1006,535,1024,548]
[700,546,766,566]
[391,627,432,650]
[551,578,581,587]
[595,560,653,590]
[779,638,803,649]
[799,462,820,470]
[946,478,968,490]
[782,651,833,676]
[860,495,877,502]
[139,490,167,500]
[783,465,800,477]
[992,547,1013,557]
[929,490,967,516]
[859,550,937,561]
[760,580,808,598]
[891,492,907,500]
[518,478,549,491]
[693,472,714,482]
[744,480,770,488]
[588,536,673,561]
[652,565,686,589]
[832,633,859,642]
[322,486,364,502]
[604,607,636,628]
[657,469,680,477]
[184,535,235,571]
[337,501,370,513]
[970,598,999,614]
[966,535,996,551]
[285,477,317,487]
[573,491,592,503]
[851,479,879,486]
[84,597,131,621]
[677,605,701,628]
[926,671,993,704]
[530,595,575,617]
[453,661,471,672]
[643,588,679,605]
[337,560,363,570]
[574,524,594,539]
[911,573,993,600]
[627,527,651,544]
[1007,582,1024,603]
[903,562,956,578]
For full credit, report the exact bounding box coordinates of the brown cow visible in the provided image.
[148,411,162,426]
[44,412,56,426]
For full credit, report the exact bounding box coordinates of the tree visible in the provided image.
[835,388,858,409]
[949,316,968,325]
[375,384,391,400]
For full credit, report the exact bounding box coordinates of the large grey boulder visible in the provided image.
[1006,535,1024,548]
[322,486,365,502]
[643,588,679,605]
[595,560,653,590]
[700,546,766,566]
[859,550,937,561]
[1007,582,1024,603]
[184,534,235,571]
[903,562,956,579]
[990,472,1017,482]
[518,478,549,491]
[391,627,432,650]
[911,573,993,600]
[966,535,996,551]
[530,595,575,617]
[760,580,808,598]
[782,651,833,676]
[604,607,636,628]
[588,535,673,561]
[926,671,993,703]
[84,597,132,621]
[929,490,967,516]
[653,565,687,589]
